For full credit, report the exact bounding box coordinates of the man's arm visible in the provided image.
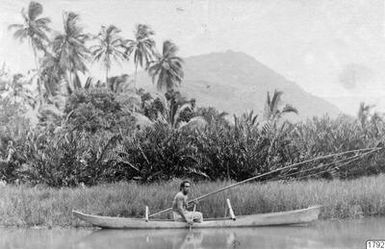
[176,197,191,223]
[187,199,199,209]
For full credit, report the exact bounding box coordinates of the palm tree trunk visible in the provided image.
[69,71,73,93]
[31,44,43,106]
[106,67,109,90]
[134,63,138,89]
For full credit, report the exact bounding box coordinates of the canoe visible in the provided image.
[72,205,321,229]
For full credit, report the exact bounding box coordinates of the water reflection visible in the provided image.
[66,219,385,249]
[78,227,320,249]
[1,218,385,249]
[77,229,238,249]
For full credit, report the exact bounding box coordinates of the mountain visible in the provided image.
[137,50,342,120]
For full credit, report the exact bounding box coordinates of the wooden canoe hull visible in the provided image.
[72,205,321,229]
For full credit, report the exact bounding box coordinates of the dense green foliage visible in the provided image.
[64,88,136,133]
[0,85,384,187]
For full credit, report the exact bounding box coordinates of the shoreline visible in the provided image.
[1,175,385,227]
[0,216,379,230]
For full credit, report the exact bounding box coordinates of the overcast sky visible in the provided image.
[1,0,385,115]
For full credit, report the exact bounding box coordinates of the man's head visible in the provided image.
[180,180,191,195]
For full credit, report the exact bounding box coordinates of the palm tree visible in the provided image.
[52,12,89,92]
[125,24,155,86]
[263,89,298,120]
[91,25,127,88]
[8,1,51,58]
[148,40,184,91]
[8,1,51,102]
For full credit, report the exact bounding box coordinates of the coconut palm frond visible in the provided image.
[148,40,183,92]
[264,89,298,120]
[282,104,298,114]
[27,2,43,20]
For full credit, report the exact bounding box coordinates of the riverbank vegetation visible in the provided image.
[1,175,385,227]
[1,87,384,186]
[1,1,385,187]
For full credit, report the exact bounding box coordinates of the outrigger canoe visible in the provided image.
[72,205,321,229]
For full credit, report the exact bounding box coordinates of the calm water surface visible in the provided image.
[1,218,384,249]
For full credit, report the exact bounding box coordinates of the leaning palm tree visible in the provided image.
[148,40,184,91]
[8,1,51,59]
[91,25,127,88]
[263,89,298,120]
[125,24,155,86]
[8,1,51,102]
[52,12,89,92]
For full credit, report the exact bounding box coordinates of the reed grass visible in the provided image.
[1,175,385,227]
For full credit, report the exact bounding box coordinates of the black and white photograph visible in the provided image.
[0,0,385,248]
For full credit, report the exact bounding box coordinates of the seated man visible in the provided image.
[172,180,203,224]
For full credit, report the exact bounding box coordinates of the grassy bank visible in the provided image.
[1,175,385,227]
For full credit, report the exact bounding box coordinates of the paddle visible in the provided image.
[149,146,383,218]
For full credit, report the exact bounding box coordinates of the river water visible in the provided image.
[1,217,384,249]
